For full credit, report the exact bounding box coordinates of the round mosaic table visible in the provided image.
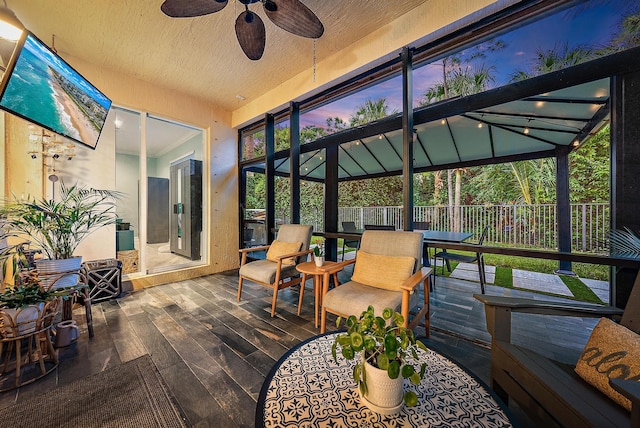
[256,332,513,427]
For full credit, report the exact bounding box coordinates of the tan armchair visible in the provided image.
[238,224,313,317]
[319,230,432,334]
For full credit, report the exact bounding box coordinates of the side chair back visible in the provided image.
[320,230,431,334]
[341,221,360,261]
[238,224,313,317]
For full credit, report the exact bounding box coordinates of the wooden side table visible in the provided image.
[296,261,339,328]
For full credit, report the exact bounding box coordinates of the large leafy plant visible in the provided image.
[609,227,640,258]
[332,306,428,407]
[0,182,119,260]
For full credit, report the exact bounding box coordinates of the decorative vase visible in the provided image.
[359,357,404,415]
[35,257,83,290]
[0,303,46,337]
[314,256,324,267]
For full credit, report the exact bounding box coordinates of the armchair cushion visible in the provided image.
[239,259,299,284]
[575,317,640,411]
[266,240,302,265]
[351,251,415,291]
[322,280,419,319]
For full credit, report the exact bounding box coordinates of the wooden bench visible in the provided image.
[474,271,640,427]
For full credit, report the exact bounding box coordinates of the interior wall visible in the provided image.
[4,114,44,199]
[155,133,203,179]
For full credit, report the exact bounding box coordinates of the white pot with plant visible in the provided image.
[313,238,325,267]
[332,306,428,415]
[0,281,59,337]
[0,182,119,290]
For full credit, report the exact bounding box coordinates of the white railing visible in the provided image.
[256,203,610,253]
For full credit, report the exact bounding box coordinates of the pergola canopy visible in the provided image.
[269,78,609,181]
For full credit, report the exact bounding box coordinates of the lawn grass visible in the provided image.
[481,253,608,281]
[560,275,603,304]
[494,267,513,288]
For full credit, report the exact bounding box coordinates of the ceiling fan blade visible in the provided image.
[263,0,324,39]
[161,0,228,18]
[235,11,266,60]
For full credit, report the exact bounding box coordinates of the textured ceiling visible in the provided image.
[11,0,429,113]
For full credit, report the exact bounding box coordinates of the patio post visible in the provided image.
[612,71,640,309]
[402,46,414,231]
[290,102,301,224]
[325,145,339,261]
[555,146,573,275]
[265,113,276,243]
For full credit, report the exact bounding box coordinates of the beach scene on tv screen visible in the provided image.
[0,34,111,148]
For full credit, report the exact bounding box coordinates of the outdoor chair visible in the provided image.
[433,226,488,294]
[474,271,640,428]
[238,224,313,317]
[413,221,431,230]
[363,224,395,230]
[319,230,432,334]
[341,221,360,261]
[242,227,254,248]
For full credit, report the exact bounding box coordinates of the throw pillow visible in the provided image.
[351,251,415,291]
[266,240,303,265]
[575,317,640,411]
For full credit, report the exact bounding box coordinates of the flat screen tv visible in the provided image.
[0,32,111,150]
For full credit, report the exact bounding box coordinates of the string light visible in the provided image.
[441,119,446,125]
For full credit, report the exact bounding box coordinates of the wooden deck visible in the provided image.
[0,270,597,426]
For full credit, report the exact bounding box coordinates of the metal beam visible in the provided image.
[402,47,414,231]
[265,114,276,243]
[325,144,339,261]
[290,102,301,223]
[555,146,572,274]
[612,71,640,309]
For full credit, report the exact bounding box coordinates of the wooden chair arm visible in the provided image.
[239,245,270,254]
[610,378,640,427]
[317,258,356,275]
[474,294,623,318]
[400,267,432,292]
[473,294,624,343]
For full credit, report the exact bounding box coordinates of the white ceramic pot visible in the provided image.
[36,257,82,290]
[314,256,324,267]
[0,302,45,337]
[360,357,404,415]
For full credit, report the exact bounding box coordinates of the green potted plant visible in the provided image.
[0,182,119,289]
[0,281,63,338]
[332,306,428,415]
[313,237,325,267]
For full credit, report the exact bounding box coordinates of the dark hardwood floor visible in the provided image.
[0,269,595,427]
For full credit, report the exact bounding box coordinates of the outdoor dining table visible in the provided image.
[256,331,513,427]
[420,230,473,267]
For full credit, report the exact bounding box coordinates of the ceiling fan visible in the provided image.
[161,0,324,60]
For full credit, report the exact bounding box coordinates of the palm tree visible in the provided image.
[421,47,499,231]
[349,98,397,127]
